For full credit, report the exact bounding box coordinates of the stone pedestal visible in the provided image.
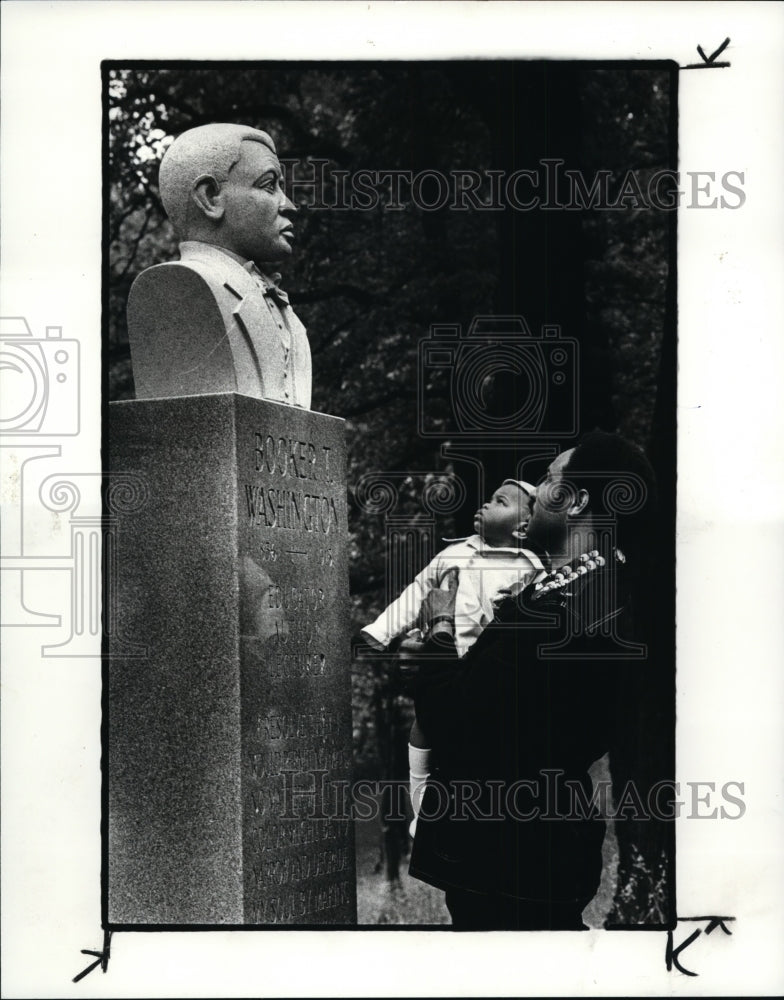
[107,393,356,925]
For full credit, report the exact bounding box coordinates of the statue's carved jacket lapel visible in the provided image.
[179,242,312,408]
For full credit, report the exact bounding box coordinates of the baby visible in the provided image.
[361,479,544,834]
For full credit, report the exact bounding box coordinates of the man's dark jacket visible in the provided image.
[409,569,643,904]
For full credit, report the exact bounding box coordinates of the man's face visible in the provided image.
[474,483,533,547]
[525,448,576,549]
[217,140,296,265]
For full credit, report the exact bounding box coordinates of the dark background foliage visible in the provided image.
[106,62,675,924]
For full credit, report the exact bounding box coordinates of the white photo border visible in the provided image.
[2,2,783,996]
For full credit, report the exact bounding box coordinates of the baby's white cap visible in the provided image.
[502,479,537,497]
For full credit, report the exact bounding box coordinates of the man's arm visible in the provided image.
[395,573,516,753]
[412,621,517,755]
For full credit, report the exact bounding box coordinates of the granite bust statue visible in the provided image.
[127,123,312,408]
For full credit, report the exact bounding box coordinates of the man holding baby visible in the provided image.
[402,431,658,930]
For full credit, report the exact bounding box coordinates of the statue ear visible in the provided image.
[191,174,224,221]
[568,488,590,517]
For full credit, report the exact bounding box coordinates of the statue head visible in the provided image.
[159,123,297,266]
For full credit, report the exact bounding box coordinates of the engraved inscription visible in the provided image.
[249,747,353,781]
[248,880,353,924]
[268,647,328,679]
[247,769,352,823]
[253,432,333,483]
[244,430,342,534]
[240,413,354,925]
[244,484,342,534]
[249,818,351,853]
[257,710,344,742]
[257,539,279,562]
[250,845,351,886]
[268,585,325,613]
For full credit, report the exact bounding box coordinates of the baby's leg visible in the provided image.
[408,716,431,837]
[409,716,428,748]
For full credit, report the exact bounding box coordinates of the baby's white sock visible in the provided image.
[408,743,431,838]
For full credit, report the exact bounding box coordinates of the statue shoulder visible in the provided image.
[126,261,237,399]
[129,259,225,299]
[128,265,225,342]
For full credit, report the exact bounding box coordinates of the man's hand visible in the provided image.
[418,567,459,638]
[394,572,459,692]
